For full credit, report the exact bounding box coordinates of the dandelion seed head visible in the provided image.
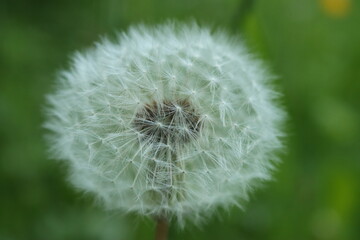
[44,22,285,225]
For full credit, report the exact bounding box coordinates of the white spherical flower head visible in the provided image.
[45,23,284,225]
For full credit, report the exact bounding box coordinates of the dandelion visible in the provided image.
[44,22,285,239]
[319,0,351,18]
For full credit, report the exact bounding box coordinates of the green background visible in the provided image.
[1,0,359,239]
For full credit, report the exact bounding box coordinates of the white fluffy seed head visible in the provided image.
[44,22,285,225]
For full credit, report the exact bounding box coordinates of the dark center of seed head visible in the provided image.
[133,99,202,144]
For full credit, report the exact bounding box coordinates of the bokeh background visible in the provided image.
[1,0,359,239]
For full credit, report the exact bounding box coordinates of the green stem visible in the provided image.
[154,217,168,240]
[231,0,256,31]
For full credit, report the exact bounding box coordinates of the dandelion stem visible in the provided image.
[155,217,168,240]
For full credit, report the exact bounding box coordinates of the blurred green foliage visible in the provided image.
[0,0,359,239]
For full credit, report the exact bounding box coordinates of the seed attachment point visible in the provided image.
[133,99,202,145]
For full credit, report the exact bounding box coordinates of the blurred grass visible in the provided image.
[0,0,359,239]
